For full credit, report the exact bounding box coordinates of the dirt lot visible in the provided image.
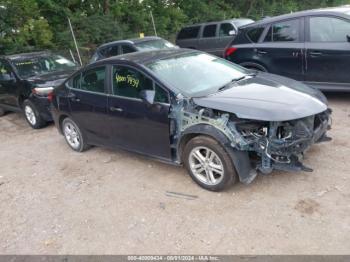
[0,93,349,255]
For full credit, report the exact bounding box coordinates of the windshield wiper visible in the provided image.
[218,76,247,91]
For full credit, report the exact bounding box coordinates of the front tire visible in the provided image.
[0,107,5,116]
[23,100,47,129]
[183,136,237,192]
[62,118,89,152]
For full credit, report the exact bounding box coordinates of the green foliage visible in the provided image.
[0,0,53,53]
[1,0,350,58]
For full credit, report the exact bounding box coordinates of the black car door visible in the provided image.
[255,18,304,81]
[107,64,171,160]
[67,66,110,146]
[305,15,350,89]
[0,59,18,107]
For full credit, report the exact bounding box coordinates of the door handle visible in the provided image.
[110,106,123,112]
[309,51,323,57]
[257,50,267,55]
[68,93,80,102]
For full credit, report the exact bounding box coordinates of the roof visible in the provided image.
[183,18,254,27]
[241,5,350,28]
[3,51,51,60]
[97,36,162,50]
[100,48,195,65]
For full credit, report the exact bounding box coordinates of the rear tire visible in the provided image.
[183,136,237,192]
[0,107,5,116]
[23,100,47,129]
[62,117,90,152]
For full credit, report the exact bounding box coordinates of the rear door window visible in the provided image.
[121,45,135,54]
[309,16,350,42]
[177,26,200,40]
[202,24,217,38]
[72,67,106,94]
[219,23,235,37]
[264,19,300,42]
[106,45,120,57]
[100,47,111,57]
[246,27,265,43]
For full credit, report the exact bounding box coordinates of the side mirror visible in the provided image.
[140,89,155,105]
[229,30,236,36]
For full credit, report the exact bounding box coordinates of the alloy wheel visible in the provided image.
[24,105,36,126]
[189,146,225,186]
[63,122,81,150]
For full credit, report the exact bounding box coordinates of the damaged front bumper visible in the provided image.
[236,109,332,176]
[174,100,332,184]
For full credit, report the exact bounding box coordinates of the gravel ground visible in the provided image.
[0,93,349,255]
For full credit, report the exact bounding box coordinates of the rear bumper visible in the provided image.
[29,95,52,122]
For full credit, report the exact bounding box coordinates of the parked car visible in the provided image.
[175,19,254,57]
[224,6,350,91]
[0,51,78,128]
[89,36,177,63]
[51,49,331,192]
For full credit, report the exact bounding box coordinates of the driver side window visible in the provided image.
[112,65,169,103]
[113,66,153,99]
[219,23,234,37]
[310,16,350,42]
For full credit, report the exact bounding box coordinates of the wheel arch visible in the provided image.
[177,124,256,184]
[58,114,69,134]
[17,95,26,109]
[239,61,268,72]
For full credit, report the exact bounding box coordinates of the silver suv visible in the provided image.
[175,19,254,57]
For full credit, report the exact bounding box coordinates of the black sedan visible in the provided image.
[0,52,78,128]
[51,49,331,191]
[224,6,350,91]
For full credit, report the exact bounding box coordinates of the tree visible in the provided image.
[0,0,53,53]
[2,0,350,57]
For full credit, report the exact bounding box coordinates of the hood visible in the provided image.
[26,69,77,88]
[193,72,328,121]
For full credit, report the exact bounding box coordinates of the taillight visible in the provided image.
[224,47,237,58]
[47,92,54,102]
[32,87,54,102]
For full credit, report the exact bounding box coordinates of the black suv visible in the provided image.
[0,52,78,128]
[89,36,177,63]
[224,6,350,91]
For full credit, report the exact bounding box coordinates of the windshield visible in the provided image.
[146,52,248,97]
[12,55,77,78]
[135,39,176,51]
